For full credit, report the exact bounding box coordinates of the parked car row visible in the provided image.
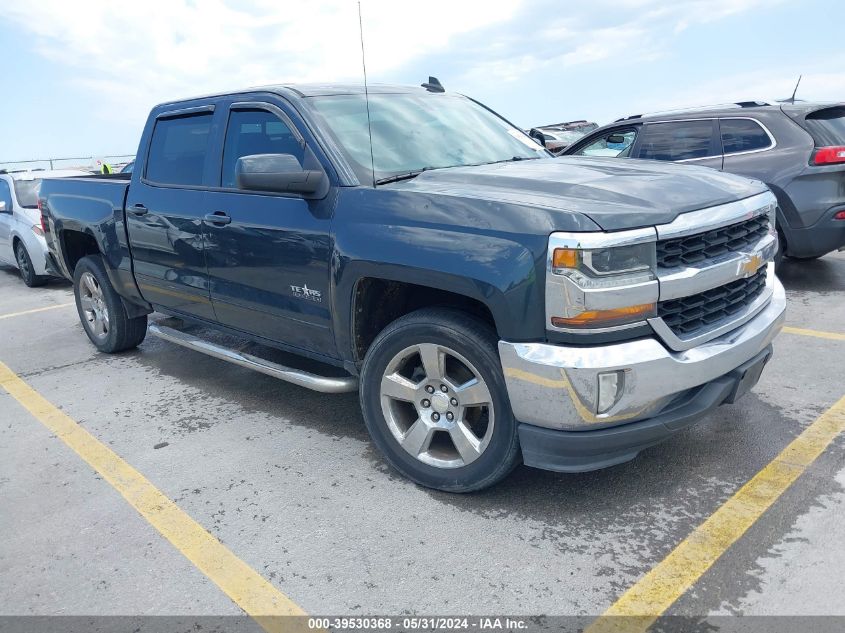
[560,101,845,261]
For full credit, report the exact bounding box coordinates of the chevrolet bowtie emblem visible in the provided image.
[739,253,763,277]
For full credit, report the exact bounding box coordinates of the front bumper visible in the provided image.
[499,277,786,470]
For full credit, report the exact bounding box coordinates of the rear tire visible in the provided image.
[15,241,48,287]
[73,255,147,353]
[359,308,520,493]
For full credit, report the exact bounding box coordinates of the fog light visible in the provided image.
[597,371,624,414]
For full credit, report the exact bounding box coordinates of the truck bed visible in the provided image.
[38,175,132,281]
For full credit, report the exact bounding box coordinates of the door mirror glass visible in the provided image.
[235,153,325,194]
[0,200,7,213]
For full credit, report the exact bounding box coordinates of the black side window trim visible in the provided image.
[155,104,215,120]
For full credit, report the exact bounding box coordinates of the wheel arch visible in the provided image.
[59,228,151,319]
[347,273,504,364]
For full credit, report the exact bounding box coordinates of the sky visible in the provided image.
[1,0,844,164]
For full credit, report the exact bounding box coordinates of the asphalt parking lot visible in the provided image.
[1,253,843,629]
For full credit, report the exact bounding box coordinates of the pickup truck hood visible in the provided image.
[395,156,769,231]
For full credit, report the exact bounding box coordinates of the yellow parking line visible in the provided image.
[586,393,845,633]
[783,326,845,342]
[0,302,74,320]
[0,360,307,633]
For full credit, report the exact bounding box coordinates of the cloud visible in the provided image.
[2,0,522,125]
[456,0,782,85]
[634,69,845,114]
[2,0,840,156]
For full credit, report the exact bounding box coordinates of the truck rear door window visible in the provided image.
[145,113,213,186]
[720,118,772,154]
[221,109,304,188]
[802,107,845,146]
[637,120,717,161]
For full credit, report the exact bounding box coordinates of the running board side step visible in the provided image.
[148,323,358,394]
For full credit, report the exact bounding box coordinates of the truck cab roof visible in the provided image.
[154,83,433,109]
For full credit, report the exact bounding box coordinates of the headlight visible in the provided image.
[552,243,655,284]
[767,202,777,239]
[546,230,659,330]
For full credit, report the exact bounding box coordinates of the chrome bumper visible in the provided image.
[499,277,785,431]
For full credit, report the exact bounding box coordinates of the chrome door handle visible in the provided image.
[204,212,231,225]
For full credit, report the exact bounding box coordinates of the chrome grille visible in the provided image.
[656,215,770,268]
[658,267,768,337]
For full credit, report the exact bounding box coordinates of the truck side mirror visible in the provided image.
[0,200,8,214]
[235,154,325,195]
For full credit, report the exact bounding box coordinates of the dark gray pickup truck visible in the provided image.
[39,83,785,491]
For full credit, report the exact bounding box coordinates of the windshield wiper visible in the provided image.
[464,156,543,169]
[374,167,434,186]
[374,156,541,185]
[499,155,542,163]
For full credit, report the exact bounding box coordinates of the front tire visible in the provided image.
[359,308,520,493]
[73,255,148,353]
[15,241,48,287]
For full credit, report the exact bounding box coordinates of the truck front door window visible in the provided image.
[221,109,305,188]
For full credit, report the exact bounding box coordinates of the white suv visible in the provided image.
[0,169,89,286]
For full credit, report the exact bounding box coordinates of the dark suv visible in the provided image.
[562,102,845,261]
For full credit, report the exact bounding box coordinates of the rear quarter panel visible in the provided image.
[721,114,816,228]
[40,177,143,302]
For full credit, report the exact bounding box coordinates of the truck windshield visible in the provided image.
[308,92,548,184]
[13,179,41,209]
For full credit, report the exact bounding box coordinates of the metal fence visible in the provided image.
[0,154,136,172]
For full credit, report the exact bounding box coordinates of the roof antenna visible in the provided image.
[422,76,445,93]
[789,74,802,104]
[358,1,376,188]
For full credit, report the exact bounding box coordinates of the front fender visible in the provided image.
[332,191,553,362]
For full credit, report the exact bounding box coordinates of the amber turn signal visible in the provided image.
[551,303,656,328]
[552,248,579,270]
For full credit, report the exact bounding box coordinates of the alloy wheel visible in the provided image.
[79,272,110,340]
[379,342,495,469]
[15,245,31,281]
